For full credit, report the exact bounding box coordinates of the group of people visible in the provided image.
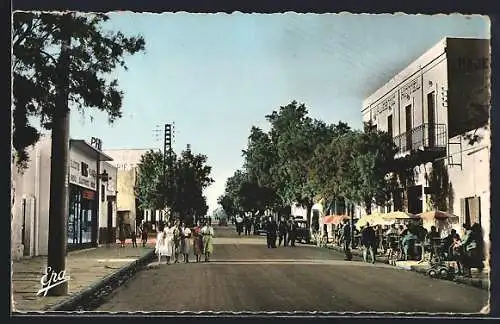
[265,216,299,248]
[336,219,485,276]
[154,218,215,264]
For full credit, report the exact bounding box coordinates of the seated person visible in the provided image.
[401,230,419,260]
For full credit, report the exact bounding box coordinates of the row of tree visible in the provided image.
[135,148,214,225]
[218,101,399,227]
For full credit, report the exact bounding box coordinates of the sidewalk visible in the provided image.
[11,244,154,312]
[324,243,490,290]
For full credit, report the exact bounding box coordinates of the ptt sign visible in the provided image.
[91,137,102,151]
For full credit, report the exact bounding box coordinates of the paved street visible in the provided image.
[96,226,488,313]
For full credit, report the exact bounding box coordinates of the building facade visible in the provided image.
[11,135,117,259]
[103,149,162,234]
[361,38,490,249]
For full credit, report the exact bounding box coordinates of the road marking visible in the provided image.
[146,259,393,268]
[97,258,139,262]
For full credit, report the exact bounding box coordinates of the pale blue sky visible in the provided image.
[68,13,489,214]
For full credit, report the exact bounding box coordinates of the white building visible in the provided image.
[361,37,490,249]
[103,148,167,232]
[11,135,117,259]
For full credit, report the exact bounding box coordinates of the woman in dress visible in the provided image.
[173,219,181,263]
[163,220,176,264]
[180,221,192,263]
[201,218,215,262]
[192,220,203,262]
[154,226,167,264]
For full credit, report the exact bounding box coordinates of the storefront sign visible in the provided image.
[69,150,97,191]
[91,137,102,151]
[372,93,396,119]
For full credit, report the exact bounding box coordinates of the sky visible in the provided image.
[67,13,490,214]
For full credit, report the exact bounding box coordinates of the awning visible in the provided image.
[417,210,459,220]
[323,215,349,225]
[381,211,418,220]
[355,213,394,230]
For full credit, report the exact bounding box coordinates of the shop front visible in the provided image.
[67,139,113,251]
[67,185,97,250]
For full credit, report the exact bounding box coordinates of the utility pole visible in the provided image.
[46,15,72,296]
[164,123,173,221]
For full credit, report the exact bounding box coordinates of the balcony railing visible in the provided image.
[393,123,447,156]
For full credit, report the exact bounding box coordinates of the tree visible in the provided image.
[171,149,214,224]
[427,159,451,211]
[264,101,335,223]
[136,150,176,211]
[12,12,146,170]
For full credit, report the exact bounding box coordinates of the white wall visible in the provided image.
[12,136,111,256]
[447,127,490,246]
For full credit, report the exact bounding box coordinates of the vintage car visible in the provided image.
[294,219,311,244]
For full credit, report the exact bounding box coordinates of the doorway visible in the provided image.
[107,200,113,243]
[405,105,412,151]
[427,92,436,147]
[22,198,30,256]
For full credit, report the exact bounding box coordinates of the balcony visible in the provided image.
[393,123,447,166]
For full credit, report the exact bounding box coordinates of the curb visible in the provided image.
[324,244,489,291]
[45,249,155,311]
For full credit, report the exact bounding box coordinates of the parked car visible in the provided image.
[295,220,311,244]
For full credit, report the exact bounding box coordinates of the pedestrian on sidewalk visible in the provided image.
[278,217,288,247]
[341,219,352,261]
[180,222,191,263]
[192,220,204,262]
[201,218,215,262]
[361,223,377,264]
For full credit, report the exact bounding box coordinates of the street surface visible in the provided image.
[96,226,488,313]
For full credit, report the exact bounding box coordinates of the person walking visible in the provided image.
[287,218,297,247]
[201,219,215,262]
[361,223,377,264]
[278,217,288,247]
[341,219,352,261]
[173,219,181,263]
[131,230,138,247]
[180,221,191,263]
[235,215,244,236]
[266,217,273,248]
[162,220,176,264]
[192,220,204,263]
[271,217,278,248]
[141,225,148,247]
[155,226,168,264]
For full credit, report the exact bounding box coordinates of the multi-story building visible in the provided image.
[11,135,117,259]
[361,37,490,249]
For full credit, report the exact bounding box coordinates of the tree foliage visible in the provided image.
[135,148,214,225]
[12,12,146,170]
[221,100,399,220]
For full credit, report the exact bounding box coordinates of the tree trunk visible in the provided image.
[46,21,71,296]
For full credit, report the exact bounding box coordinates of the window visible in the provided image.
[387,114,393,138]
[460,197,481,226]
[81,162,89,177]
[427,92,436,147]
